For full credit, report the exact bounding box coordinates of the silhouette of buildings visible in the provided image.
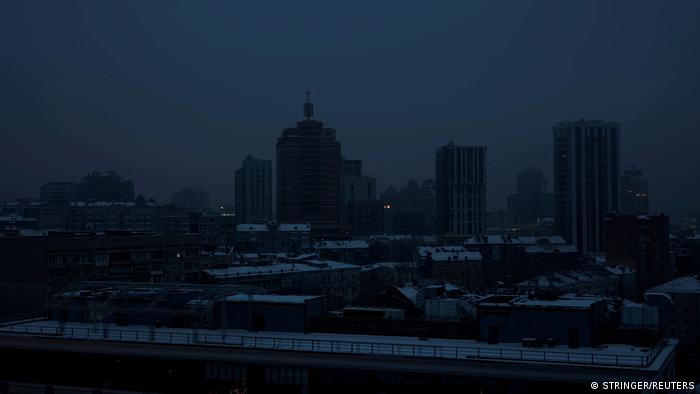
[436,143,487,238]
[39,182,78,203]
[621,166,650,214]
[380,180,436,236]
[78,171,135,202]
[276,92,342,238]
[170,187,211,213]
[554,120,621,253]
[235,155,272,224]
[507,168,553,225]
[605,212,670,298]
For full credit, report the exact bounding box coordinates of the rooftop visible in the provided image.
[203,260,359,279]
[646,276,700,294]
[0,319,674,370]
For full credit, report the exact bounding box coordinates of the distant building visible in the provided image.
[380,180,436,236]
[553,120,621,252]
[170,187,211,213]
[436,143,487,238]
[78,171,135,202]
[0,231,203,316]
[40,182,79,203]
[235,155,272,224]
[507,168,553,225]
[417,246,484,289]
[621,166,650,214]
[339,158,381,237]
[605,213,670,298]
[276,92,342,238]
[202,259,361,308]
[234,223,311,253]
[341,158,376,204]
[464,235,579,285]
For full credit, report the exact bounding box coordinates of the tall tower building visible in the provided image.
[436,143,487,237]
[276,92,342,237]
[235,155,272,224]
[621,166,650,214]
[553,120,621,253]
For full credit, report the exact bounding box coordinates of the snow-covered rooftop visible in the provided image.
[223,294,322,304]
[0,320,674,370]
[646,276,700,294]
[316,240,369,249]
[203,260,359,279]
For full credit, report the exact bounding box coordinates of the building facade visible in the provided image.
[276,93,342,237]
[235,155,272,224]
[553,120,621,253]
[621,166,650,214]
[436,143,487,237]
[605,212,670,298]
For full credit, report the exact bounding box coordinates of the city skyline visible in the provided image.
[2,1,699,223]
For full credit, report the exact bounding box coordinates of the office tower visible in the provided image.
[235,155,272,224]
[276,92,342,236]
[507,168,554,225]
[606,212,670,297]
[170,187,211,213]
[621,166,650,214]
[341,158,377,205]
[40,182,79,203]
[435,143,487,237]
[78,171,135,202]
[553,120,621,253]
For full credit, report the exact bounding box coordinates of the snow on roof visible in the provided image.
[223,294,322,304]
[236,224,268,232]
[203,260,359,279]
[0,320,674,369]
[647,276,700,294]
[395,286,421,305]
[465,235,569,246]
[511,295,602,309]
[418,246,482,261]
[278,223,310,232]
[524,244,578,253]
[316,240,369,249]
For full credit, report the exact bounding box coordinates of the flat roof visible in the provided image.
[0,320,674,370]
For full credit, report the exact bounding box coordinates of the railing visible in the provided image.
[0,323,661,368]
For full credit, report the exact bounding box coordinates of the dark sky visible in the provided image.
[1,1,699,222]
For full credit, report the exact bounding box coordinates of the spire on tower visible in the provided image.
[303,90,314,120]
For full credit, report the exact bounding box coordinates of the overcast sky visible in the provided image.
[1,1,699,222]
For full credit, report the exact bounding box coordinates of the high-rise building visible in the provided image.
[40,182,79,203]
[605,212,670,298]
[341,158,376,205]
[435,143,487,237]
[78,171,135,202]
[621,166,650,214]
[553,120,621,253]
[276,92,342,237]
[235,155,272,224]
[170,187,211,213]
[507,168,554,225]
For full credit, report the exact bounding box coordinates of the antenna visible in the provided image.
[303,91,314,120]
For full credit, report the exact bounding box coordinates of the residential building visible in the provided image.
[553,120,621,252]
[235,155,272,224]
[436,143,487,238]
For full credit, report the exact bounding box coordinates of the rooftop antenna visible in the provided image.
[303,90,314,120]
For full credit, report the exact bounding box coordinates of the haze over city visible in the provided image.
[2,1,699,222]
